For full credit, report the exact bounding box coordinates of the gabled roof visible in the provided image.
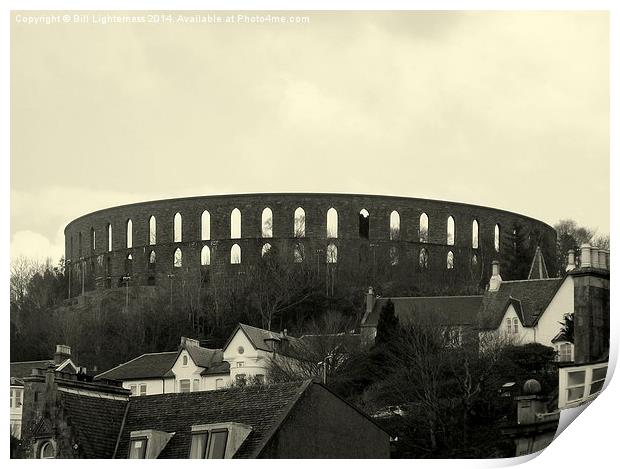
[528,246,550,280]
[478,278,564,330]
[58,390,128,458]
[115,380,313,458]
[11,360,55,380]
[224,323,301,353]
[362,296,483,328]
[95,352,178,381]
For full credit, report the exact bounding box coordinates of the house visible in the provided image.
[94,337,230,395]
[19,367,390,459]
[10,345,79,439]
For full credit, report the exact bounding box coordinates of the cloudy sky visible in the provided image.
[11,11,609,262]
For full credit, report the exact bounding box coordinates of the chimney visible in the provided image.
[598,249,607,270]
[180,337,200,348]
[591,246,600,269]
[54,345,72,365]
[489,261,502,292]
[566,249,576,272]
[365,287,376,315]
[580,244,592,268]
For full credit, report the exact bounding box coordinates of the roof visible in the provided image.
[528,246,550,280]
[11,360,55,380]
[115,380,312,459]
[225,323,302,354]
[58,390,128,458]
[96,352,178,381]
[362,296,483,328]
[478,278,564,329]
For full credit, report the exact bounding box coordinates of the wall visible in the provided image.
[535,276,574,347]
[223,330,271,383]
[63,193,557,298]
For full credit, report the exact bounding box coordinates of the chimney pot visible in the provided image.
[591,246,600,268]
[365,286,376,314]
[566,249,576,272]
[489,261,503,292]
[580,244,592,268]
[598,250,607,270]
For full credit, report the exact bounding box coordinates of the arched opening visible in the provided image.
[149,250,156,267]
[447,216,455,246]
[107,223,112,252]
[231,208,241,239]
[326,243,338,263]
[230,244,241,264]
[39,441,55,459]
[389,246,399,266]
[149,216,156,245]
[262,208,273,238]
[90,228,96,251]
[173,248,183,267]
[201,245,211,266]
[472,219,479,249]
[294,207,305,238]
[201,211,210,241]
[494,224,501,252]
[174,213,182,243]
[327,208,338,238]
[390,211,400,240]
[294,242,304,263]
[261,243,272,257]
[359,209,370,239]
[447,251,454,269]
[419,248,429,269]
[126,219,133,249]
[420,213,429,243]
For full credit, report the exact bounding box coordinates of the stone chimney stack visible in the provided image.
[365,287,376,315]
[591,246,600,269]
[53,345,72,365]
[566,249,576,272]
[489,261,502,292]
[598,250,608,270]
[580,244,592,268]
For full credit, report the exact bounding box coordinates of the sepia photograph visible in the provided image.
[8,7,612,461]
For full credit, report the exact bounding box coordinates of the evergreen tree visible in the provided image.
[375,299,399,345]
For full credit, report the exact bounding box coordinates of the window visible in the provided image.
[230,244,241,264]
[10,388,23,408]
[566,370,586,402]
[558,343,573,362]
[359,209,370,239]
[420,213,429,243]
[130,384,137,395]
[472,219,479,249]
[494,224,501,252]
[90,227,96,251]
[149,250,156,265]
[447,251,454,269]
[129,438,148,459]
[261,207,273,238]
[389,246,399,266]
[261,243,272,257]
[174,248,183,268]
[230,208,241,239]
[126,219,133,248]
[149,216,156,245]
[237,361,244,368]
[216,379,225,389]
[107,223,113,252]
[174,213,183,242]
[201,246,211,266]
[294,207,305,237]
[326,208,338,238]
[389,210,400,240]
[512,318,519,334]
[179,379,191,393]
[235,374,247,386]
[139,384,147,396]
[40,441,56,459]
[326,243,338,264]
[193,379,200,392]
[182,355,188,366]
[190,430,229,459]
[447,216,455,246]
[419,248,428,269]
[201,210,211,241]
[293,242,304,263]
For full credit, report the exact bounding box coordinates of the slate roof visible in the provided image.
[115,380,312,459]
[362,296,483,328]
[96,352,178,381]
[11,360,55,379]
[59,390,128,458]
[478,278,564,330]
[225,324,303,354]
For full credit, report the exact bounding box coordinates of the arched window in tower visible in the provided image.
[294,242,305,263]
[149,250,156,265]
[472,219,479,249]
[174,213,182,242]
[494,224,501,252]
[326,243,338,263]
[107,223,112,252]
[231,208,241,239]
[447,251,454,269]
[326,208,338,238]
[230,243,241,264]
[126,219,133,249]
[294,207,305,238]
[261,243,272,257]
[201,211,210,241]
[358,209,370,239]
[201,245,211,266]
[420,213,429,243]
[90,228,96,251]
[149,216,156,245]
[447,216,455,246]
[173,248,183,267]
[390,211,400,240]
[389,246,399,266]
[261,208,273,238]
[419,248,429,269]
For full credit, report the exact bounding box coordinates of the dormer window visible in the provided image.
[129,430,175,459]
[129,437,148,459]
[189,423,251,459]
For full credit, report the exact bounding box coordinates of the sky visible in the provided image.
[10,11,609,262]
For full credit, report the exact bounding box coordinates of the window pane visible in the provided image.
[567,386,585,402]
[592,366,608,382]
[568,371,586,386]
[589,380,604,395]
[139,384,147,396]
[179,379,191,393]
[190,433,208,459]
[208,430,228,459]
[129,439,147,459]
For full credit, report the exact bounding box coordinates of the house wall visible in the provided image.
[535,276,574,347]
[169,350,205,391]
[259,384,390,458]
[121,378,167,396]
[497,304,536,344]
[223,330,271,383]
[10,385,23,439]
[572,271,610,364]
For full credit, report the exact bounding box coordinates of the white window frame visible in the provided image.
[559,362,608,409]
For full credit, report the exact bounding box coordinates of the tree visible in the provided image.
[554,219,595,272]
[559,313,574,343]
[375,300,399,345]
